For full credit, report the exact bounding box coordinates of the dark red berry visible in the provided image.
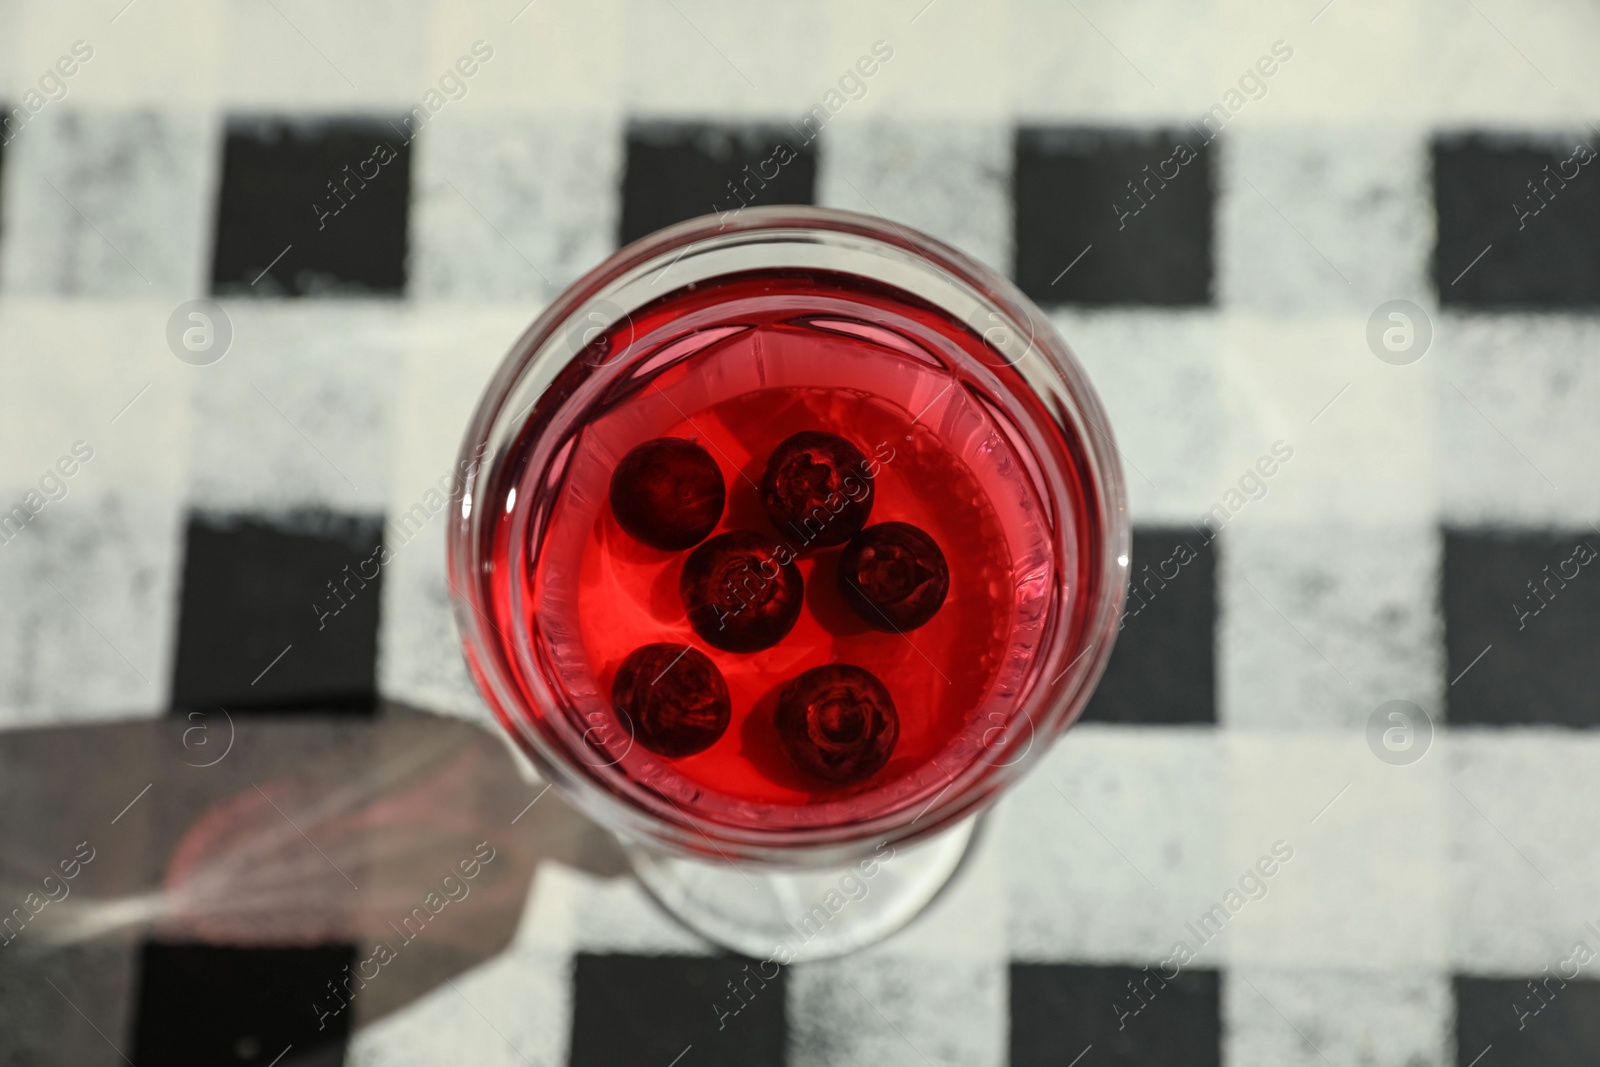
[679,531,804,652]
[609,437,726,551]
[838,522,950,631]
[759,431,874,549]
[775,664,899,784]
[611,643,731,757]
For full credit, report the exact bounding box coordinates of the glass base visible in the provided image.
[627,816,979,963]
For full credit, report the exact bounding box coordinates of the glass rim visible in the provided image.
[447,205,1131,865]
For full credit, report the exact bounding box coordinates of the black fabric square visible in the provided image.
[1456,975,1600,1067]
[171,512,384,714]
[619,123,817,246]
[569,954,785,1067]
[131,942,355,1067]
[210,118,412,297]
[1010,962,1220,1067]
[1014,126,1214,306]
[1433,132,1600,309]
[1081,526,1216,724]
[1443,528,1600,726]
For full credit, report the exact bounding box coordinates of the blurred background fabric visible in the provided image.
[2,0,1600,1064]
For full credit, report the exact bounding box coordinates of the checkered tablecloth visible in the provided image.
[3,1,1600,1064]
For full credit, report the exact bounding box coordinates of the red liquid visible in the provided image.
[487,270,1071,830]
